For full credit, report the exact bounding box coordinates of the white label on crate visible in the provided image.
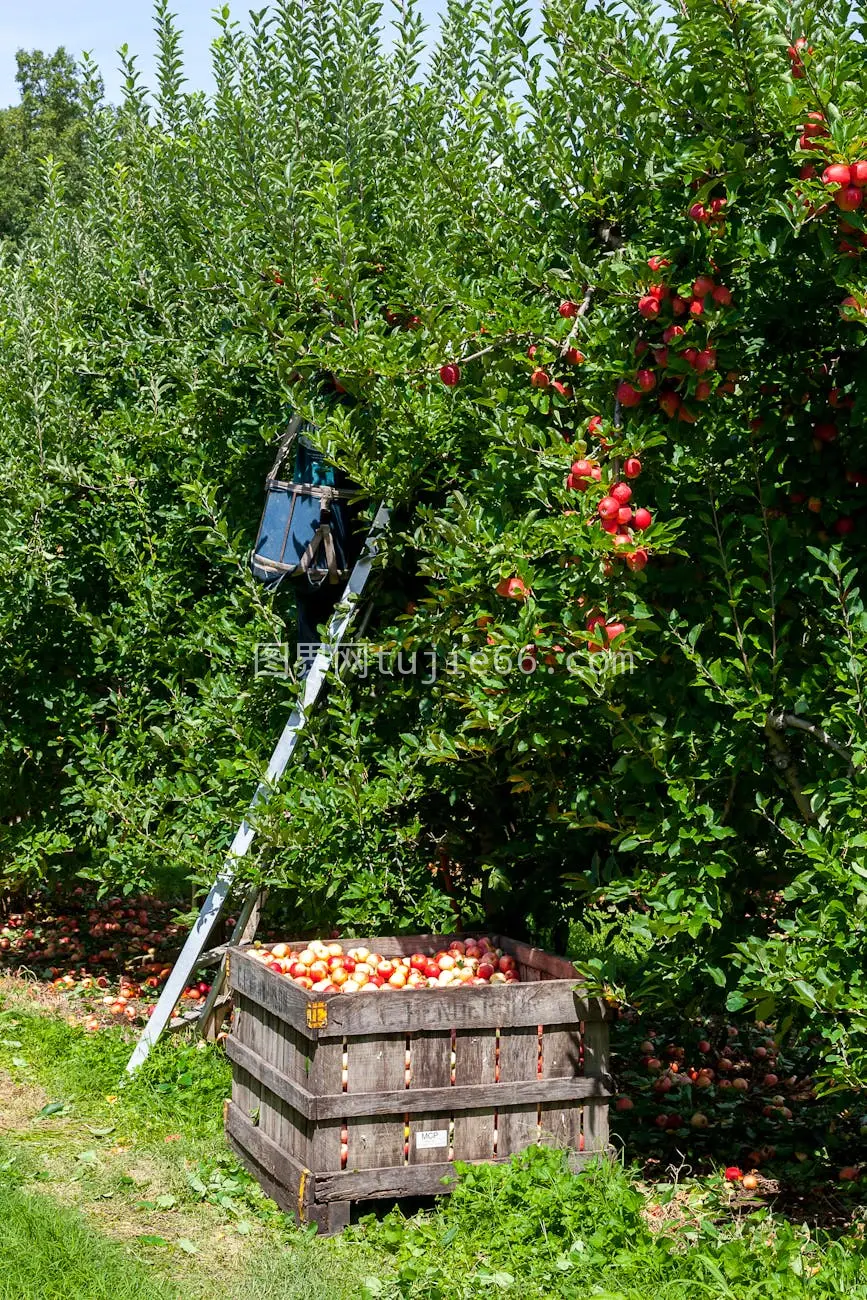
[415,1129,448,1150]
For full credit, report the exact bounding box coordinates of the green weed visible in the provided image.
[360,1147,867,1298]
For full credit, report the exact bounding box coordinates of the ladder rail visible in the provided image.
[125,504,390,1074]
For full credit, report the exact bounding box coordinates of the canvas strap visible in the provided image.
[298,524,341,585]
[268,481,358,501]
[265,414,304,485]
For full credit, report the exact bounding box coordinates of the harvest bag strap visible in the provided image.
[266,414,304,484]
[269,482,355,499]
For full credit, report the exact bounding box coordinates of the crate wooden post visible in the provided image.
[224,933,612,1232]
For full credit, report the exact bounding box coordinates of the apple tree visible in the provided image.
[2,0,867,1080]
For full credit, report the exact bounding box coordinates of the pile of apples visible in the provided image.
[1,884,220,1031]
[249,935,520,994]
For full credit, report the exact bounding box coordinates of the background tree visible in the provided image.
[0,47,89,240]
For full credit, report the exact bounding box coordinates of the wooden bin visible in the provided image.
[224,933,613,1233]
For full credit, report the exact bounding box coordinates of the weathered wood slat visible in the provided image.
[539,1024,583,1151]
[281,1021,312,1165]
[498,937,580,980]
[232,992,268,1124]
[452,1028,496,1160]
[582,1019,609,1153]
[314,1150,602,1202]
[407,1030,451,1165]
[228,990,256,1120]
[226,1034,612,1119]
[497,1026,541,1154]
[347,1034,406,1169]
[308,1036,344,1172]
[229,948,606,1036]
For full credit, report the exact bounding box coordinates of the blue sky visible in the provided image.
[0,0,447,105]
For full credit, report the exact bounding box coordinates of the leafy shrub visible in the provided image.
[361,1147,867,1298]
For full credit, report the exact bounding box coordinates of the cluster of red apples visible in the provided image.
[250,935,520,993]
[567,448,650,577]
[619,258,736,425]
[787,37,813,79]
[796,113,867,325]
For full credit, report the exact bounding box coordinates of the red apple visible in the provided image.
[633,507,652,530]
[496,576,528,599]
[823,163,853,186]
[616,381,641,407]
[836,186,863,212]
[439,363,461,386]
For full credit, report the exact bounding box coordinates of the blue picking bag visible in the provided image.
[251,416,359,591]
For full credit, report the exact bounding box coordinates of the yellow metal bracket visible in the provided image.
[306,1000,328,1029]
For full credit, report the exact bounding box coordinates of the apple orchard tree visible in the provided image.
[2,0,867,1080]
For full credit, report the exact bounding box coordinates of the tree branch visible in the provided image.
[763,718,815,822]
[767,711,855,771]
[560,286,594,357]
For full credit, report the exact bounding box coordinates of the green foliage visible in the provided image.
[2,0,867,1080]
[360,1146,867,1298]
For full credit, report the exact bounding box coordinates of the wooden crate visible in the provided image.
[224,933,613,1233]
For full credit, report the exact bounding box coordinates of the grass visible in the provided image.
[0,979,383,1299]
[0,1184,177,1300]
[4,977,867,1299]
[361,1147,867,1299]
